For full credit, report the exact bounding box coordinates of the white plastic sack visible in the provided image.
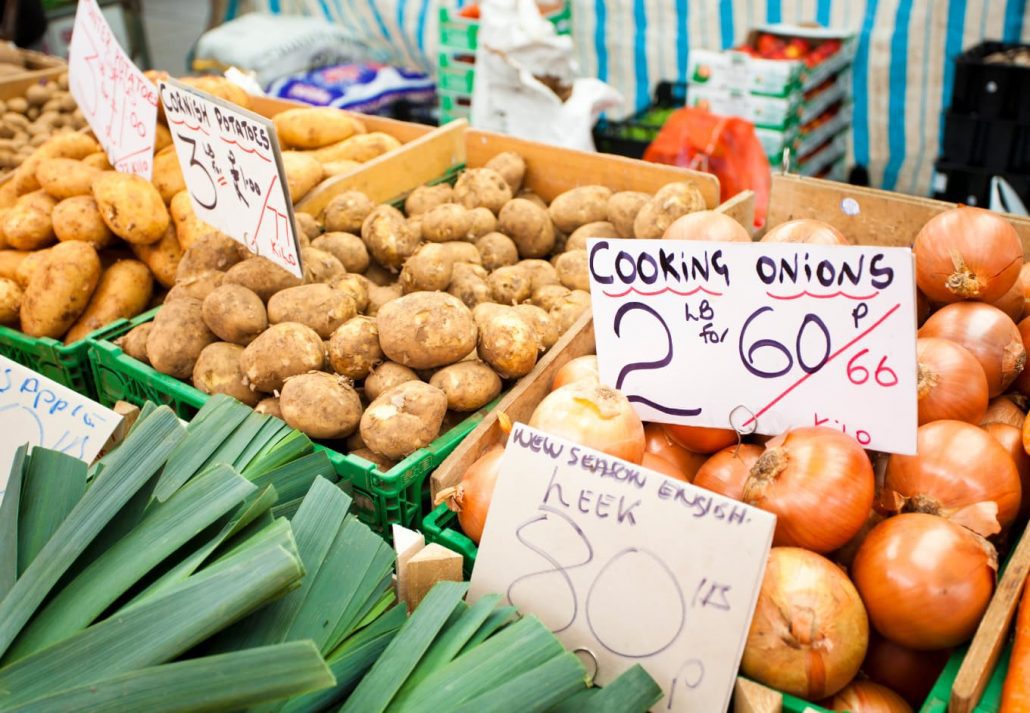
[990,176,1029,217]
[470,0,623,152]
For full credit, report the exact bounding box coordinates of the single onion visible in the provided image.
[862,632,951,706]
[916,290,932,326]
[883,419,1021,536]
[643,422,707,480]
[692,444,763,500]
[982,394,1027,428]
[825,680,913,713]
[440,445,505,544]
[994,272,1026,322]
[551,354,599,391]
[1014,316,1030,396]
[743,427,874,553]
[662,210,751,242]
[760,218,850,245]
[741,547,868,699]
[913,205,1022,304]
[919,302,1026,397]
[985,422,1030,519]
[641,452,691,481]
[916,337,988,425]
[663,424,738,453]
[529,381,645,463]
[853,513,997,650]
[1021,262,1030,315]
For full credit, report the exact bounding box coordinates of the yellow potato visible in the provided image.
[310,132,401,164]
[81,151,113,170]
[130,224,182,288]
[92,171,169,244]
[4,191,56,250]
[64,259,153,343]
[320,159,361,177]
[282,151,324,203]
[35,157,100,200]
[170,190,215,251]
[179,75,251,109]
[0,277,21,323]
[273,107,365,149]
[52,195,116,248]
[154,122,172,152]
[38,132,101,160]
[15,248,49,287]
[20,240,101,338]
[151,146,185,203]
[0,249,28,282]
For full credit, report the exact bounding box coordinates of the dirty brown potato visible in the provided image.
[329,272,370,312]
[52,195,115,248]
[367,282,403,316]
[364,361,419,401]
[255,397,282,419]
[420,203,471,243]
[193,342,261,406]
[517,258,560,293]
[359,380,448,459]
[498,198,555,258]
[548,185,612,234]
[633,182,706,238]
[176,231,245,281]
[453,168,512,214]
[0,277,21,323]
[399,242,454,294]
[429,360,502,412]
[466,206,497,240]
[554,249,589,291]
[282,151,324,202]
[475,232,518,271]
[295,212,322,241]
[116,321,152,364]
[92,172,170,244]
[323,190,375,233]
[361,204,418,271]
[301,246,345,284]
[607,191,650,237]
[447,262,491,309]
[312,232,369,273]
[565,221,619,251]
[404,183,453,216]
[240,321,325,393]
[274,107,365,149]
[36,157,100,200]
[549,289,591,332]
[64,259,153,343]
[486,264,530,305]
[327,315,382,380]
[280,372,363,439]
[202,283,267,345]
[130,224,182,289]
[223,256,303,302]
[485,151,526,194]
[166,270,224,303]
[475,304,540,378]
[514,303,559,349]
[377,291,477,369]
[268,283,356,338]
[145,297,217,379]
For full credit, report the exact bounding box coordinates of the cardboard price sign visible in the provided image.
[587,239,918,455]
[68,0,158,178]
[469,424,775,713]
[158,78,302,278]
[0,356,121,503]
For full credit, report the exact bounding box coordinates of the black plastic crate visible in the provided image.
[941,111,1030,172]
[932,160,1030,211]
[592,81,687,159]
[951,41,1030,121]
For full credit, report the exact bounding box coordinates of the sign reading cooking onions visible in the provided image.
[587,240,918,455]
[469,424,776,713]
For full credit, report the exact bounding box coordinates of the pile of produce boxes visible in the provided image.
[687,24,854,176]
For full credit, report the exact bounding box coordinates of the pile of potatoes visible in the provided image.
[117,146,707,470]
[0,70,87,172]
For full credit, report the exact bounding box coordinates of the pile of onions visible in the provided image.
[983,421,1030,519]
[663,424,738,453]
[760,218,851,246]
[642,423,707,482]
[982,394,1027,428]
[529,381,645,463]
[915,337,988,425]
[440,445,505,544]
[919,302,1026,397]
[741,547,868,699]
[861,633,951,706]
[824,680,913,713]
[852,513,997,650]
[662,210,751,242]
[551,355,599,391]
[913,205,1023,304]
[742,427,874,553]
[883,419,1021,536]
[692,444,763,500]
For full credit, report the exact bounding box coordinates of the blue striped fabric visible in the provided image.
[232,0,1030,195]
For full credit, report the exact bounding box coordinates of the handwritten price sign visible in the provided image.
[68,0,157,177]
[469,425,775,713]
[587,240,918,454]
[158,78,302,278]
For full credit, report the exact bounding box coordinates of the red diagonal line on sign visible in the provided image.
[251,174,280,253]
[742,302,902,427]
[110,143,153,166]
[220,137,272,163]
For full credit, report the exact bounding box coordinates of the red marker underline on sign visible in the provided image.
[220,137,272,163]
[766,290,880,301]
[168,116,209,136]
[602,285,724,298]
[742,302,902,427]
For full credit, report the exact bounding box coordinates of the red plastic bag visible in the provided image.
[643,107,771,227]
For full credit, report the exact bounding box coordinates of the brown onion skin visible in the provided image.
[884,419,1022,536]
[743,427,875,553]
[985,421,1030,519]
[692,444,763,501]
[982,394,1027,428]
[741,547,868,699]
[641,452,691,481]
[914,205,1022,304]
[916,337,989,425]
[852,513,997,650]
[454,445,506,544]
[825,680,914,713]
[760,218,850,245]
[662,210,751,242]
[919,302,1026,397]
[994,273,1026,323]
[643,423,707,480]
[861,632,951,707]
[550,355,599,391]
[663,424,738,453]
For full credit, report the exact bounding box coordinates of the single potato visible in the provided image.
[192,342,261,406]
[364,361,418,401]
[64,259,153,343]
[20,240,100,338]
[93,171,170,244]
[202,283,268,345]
[359,380,448,459]
[377,292,477,369]
[145,297,217,379]
[268,283,356,338]
[240,321,325,393]
[52,195,115,248]
[327,315,382,380]
[274,107,365,149]
[430,360,502,412]
[280,372,363,439]
[36,157,100,200]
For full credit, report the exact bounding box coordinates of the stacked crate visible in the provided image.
[436,1,572,124]
[686,25,855,179]
[933,42,1030,209]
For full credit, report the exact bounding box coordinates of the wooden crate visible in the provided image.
[0,49,65,100]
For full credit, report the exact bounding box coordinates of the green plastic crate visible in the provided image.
[438,52,476,94]
[0,316,140,399]
[439,2,572,53]
[88,308,497,535]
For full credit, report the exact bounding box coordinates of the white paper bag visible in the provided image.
[990,176,1029,217]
